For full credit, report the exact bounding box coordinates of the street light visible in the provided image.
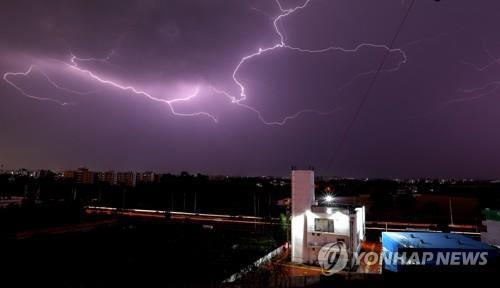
[324,195,334,203]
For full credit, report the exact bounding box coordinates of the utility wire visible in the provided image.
[326,0,417,173]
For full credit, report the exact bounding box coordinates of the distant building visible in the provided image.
[136,171,155,184]
[117,172,135,187]
[14,169,30,177]
[209,175,229,181]
[104,171,116,185]
[33,170,43,179]
[75,167,93,184]
[154,173,161,182]
[291,170,365,267]
[97,171,116,185]
[96,172,104,182]
[63,167,94,184]
[63,170,75,179]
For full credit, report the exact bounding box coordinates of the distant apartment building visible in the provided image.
[97,171,116,185]
[154,173,161,182]
[63,167,94,184]
[13,169,30,177]
[62,169,162,186]
[117,172,135,187]
[76,167,93,184]
[63,170,75,179]
[96,172,104,182]
[136,171,155,184]
[104,171,116,185]
[32,170,45,178]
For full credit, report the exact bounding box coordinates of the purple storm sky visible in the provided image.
[1,0,500,178]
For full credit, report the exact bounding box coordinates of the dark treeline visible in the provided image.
[0,171,290,217]
[315,178,500,209]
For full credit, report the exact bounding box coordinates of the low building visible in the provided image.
[482,209,500,246]
[291,170,365,268]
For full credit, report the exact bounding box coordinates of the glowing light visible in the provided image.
[3,54,218,122]
[324,195,334,203]
[459,48,500,72]
[212,0,409,125]
[452,48,500,106]
[3,0,421,125]
[68,54,218,122]
[3,65,77,106]
[422,46,500,116]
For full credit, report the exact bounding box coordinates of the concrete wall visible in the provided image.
[291,170,315,263]
[482,220,500,246]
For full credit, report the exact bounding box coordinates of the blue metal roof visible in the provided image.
[382,232,494,250]
[382,232,498,272]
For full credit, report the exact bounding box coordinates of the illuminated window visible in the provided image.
[314,218,334,232]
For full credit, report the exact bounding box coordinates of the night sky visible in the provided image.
[1,0,500,178]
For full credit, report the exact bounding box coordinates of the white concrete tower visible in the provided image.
[291,170,315,263]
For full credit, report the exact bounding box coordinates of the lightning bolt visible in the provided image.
[408,68,500,120]
[211,0,412,125]
[459,48,500,72]
[428,46,500,115]
[3,65,81,106]
[3,52,218,123]
[210,86,341,125]
[454,48,500,107]
[67,54,218,122]
[3,0,420,125]
[453,81,500,105]
[69,48,129,73]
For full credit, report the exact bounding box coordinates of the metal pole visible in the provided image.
[171,190,174,211]
[449,197,454,226]
[254,191,257,216]
[254,191,257,230]
[194,191,197,213]
[122,188,126,209]
[183,191,186,211]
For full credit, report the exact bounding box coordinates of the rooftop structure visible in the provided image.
[291,169,365,268]
[482,209,500,246]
